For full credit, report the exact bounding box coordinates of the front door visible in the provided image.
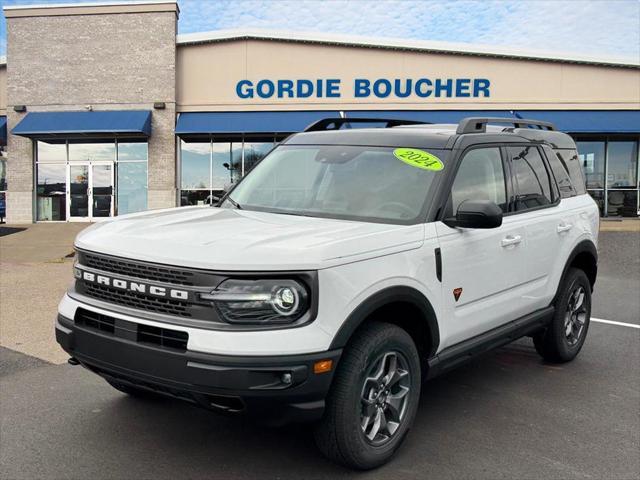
[435,146,527,349]
[67,163,114,221]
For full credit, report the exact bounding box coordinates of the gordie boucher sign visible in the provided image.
[236,78,491,99]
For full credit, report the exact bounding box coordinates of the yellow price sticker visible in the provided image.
[393,148,444,171]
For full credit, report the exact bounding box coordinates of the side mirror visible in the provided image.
[443,200,503,229]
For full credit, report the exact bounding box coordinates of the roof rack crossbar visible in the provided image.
[456,117,556,134]
[304,117,429,132]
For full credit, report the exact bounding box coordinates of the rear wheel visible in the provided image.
[534,268,591,363]
[314,322,421,470]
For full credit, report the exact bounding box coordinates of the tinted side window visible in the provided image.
[555,149,587,195]
[543,146,576,198]
[508,146,553,212]
[449,147,507,214]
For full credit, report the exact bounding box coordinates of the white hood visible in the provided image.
[75,207,425,271]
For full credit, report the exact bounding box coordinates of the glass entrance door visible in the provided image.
[91,163,114,219]
[68,164,90,221]
[67,163,114,221]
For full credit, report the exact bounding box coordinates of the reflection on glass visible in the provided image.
[69,142,115,162]
[576,141,605,189]
[37,141,66,163]
[117,162,147,215]
[92,164,113,217]
[69,165,89,217]
[180,190,211,206]
[181,140,210,189]
[212,142,233,189]
[244,142,273,173]
[607,142,637,188]
[117,141,148,161]
[0,158,7,191]
[607,190,638,217]
[37,164,67,221]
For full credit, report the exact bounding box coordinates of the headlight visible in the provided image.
[202,279,309,324]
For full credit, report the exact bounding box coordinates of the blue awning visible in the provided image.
[0,116,6,146]
[346,110,640,133]
[175,111,341,135]
[516,111,640,133]
[12,110,152,138]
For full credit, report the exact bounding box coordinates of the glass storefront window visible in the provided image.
[117,141,148,161]
[117,162,147,215]
[180,190,211,206]
[212,142,234,189]
[69,141,115,162]
[37,141,66,163]
[607,190,638,217]
[35,139,148,220]
[576,141,605,189]
[607,142,637,188]
[36,164,67,221]
[181,140,210,190]
[244,142,274,173]
[0,156,7,191]
[179,137,278,206]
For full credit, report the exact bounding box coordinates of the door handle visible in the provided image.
[557,223,573,233]
[501,235,522,247]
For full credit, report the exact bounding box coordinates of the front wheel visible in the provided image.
[534,268,592,363]
[314,322,421,470]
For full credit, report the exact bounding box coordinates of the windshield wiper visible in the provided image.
[225,197,242,210]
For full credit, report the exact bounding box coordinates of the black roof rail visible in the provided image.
[304,117,429,132]
[456,117,556,134]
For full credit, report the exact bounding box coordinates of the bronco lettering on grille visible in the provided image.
[77,268,189,300]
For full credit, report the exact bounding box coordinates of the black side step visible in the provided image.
[426,306,554,379]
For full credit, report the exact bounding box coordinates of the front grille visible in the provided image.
[75,308,188,352]
[82,252,196,286]
[83,283,191,317]
[75,309,115,334]
[138,324,189,351]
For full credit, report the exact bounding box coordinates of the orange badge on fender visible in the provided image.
[453,288,463,302]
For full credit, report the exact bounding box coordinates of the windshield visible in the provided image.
[223,145,447,224]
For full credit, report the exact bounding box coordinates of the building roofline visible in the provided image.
[3,0,178,10]
[0,56,6,66]
[177,28,640,69]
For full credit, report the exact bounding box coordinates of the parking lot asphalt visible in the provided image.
[1,231,639,479]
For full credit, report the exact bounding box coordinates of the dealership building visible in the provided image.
[0,0,639,223]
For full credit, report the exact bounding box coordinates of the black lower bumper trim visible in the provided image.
[56,314,341,425]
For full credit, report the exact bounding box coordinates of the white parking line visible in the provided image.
[592,318,640,329]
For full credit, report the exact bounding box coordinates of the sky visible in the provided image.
[0,0,639,60]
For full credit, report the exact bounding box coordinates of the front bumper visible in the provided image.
[56,314,341,426]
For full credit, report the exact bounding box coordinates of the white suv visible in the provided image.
[57,117,599,469]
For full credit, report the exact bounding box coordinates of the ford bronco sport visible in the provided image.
[57,117,599,469]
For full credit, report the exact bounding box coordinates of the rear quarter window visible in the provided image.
[507,146,554,212]
[543,146,576,198]
[555,148,587,195]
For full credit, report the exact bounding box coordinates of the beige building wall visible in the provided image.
[4,2,178,223]
[176,39,640,112]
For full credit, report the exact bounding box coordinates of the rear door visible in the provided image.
[505,145,562,312]
[436,146,527,349]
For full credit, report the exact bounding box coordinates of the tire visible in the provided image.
[534,268,591,363]
[106,379,161,399]
[314,322,421,470]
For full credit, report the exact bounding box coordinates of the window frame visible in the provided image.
[540,145,577,199]
[438,143,512,220]
[505,144,560,215]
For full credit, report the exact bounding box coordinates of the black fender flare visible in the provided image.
[329,286,440,357]
[554,239,598,302]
